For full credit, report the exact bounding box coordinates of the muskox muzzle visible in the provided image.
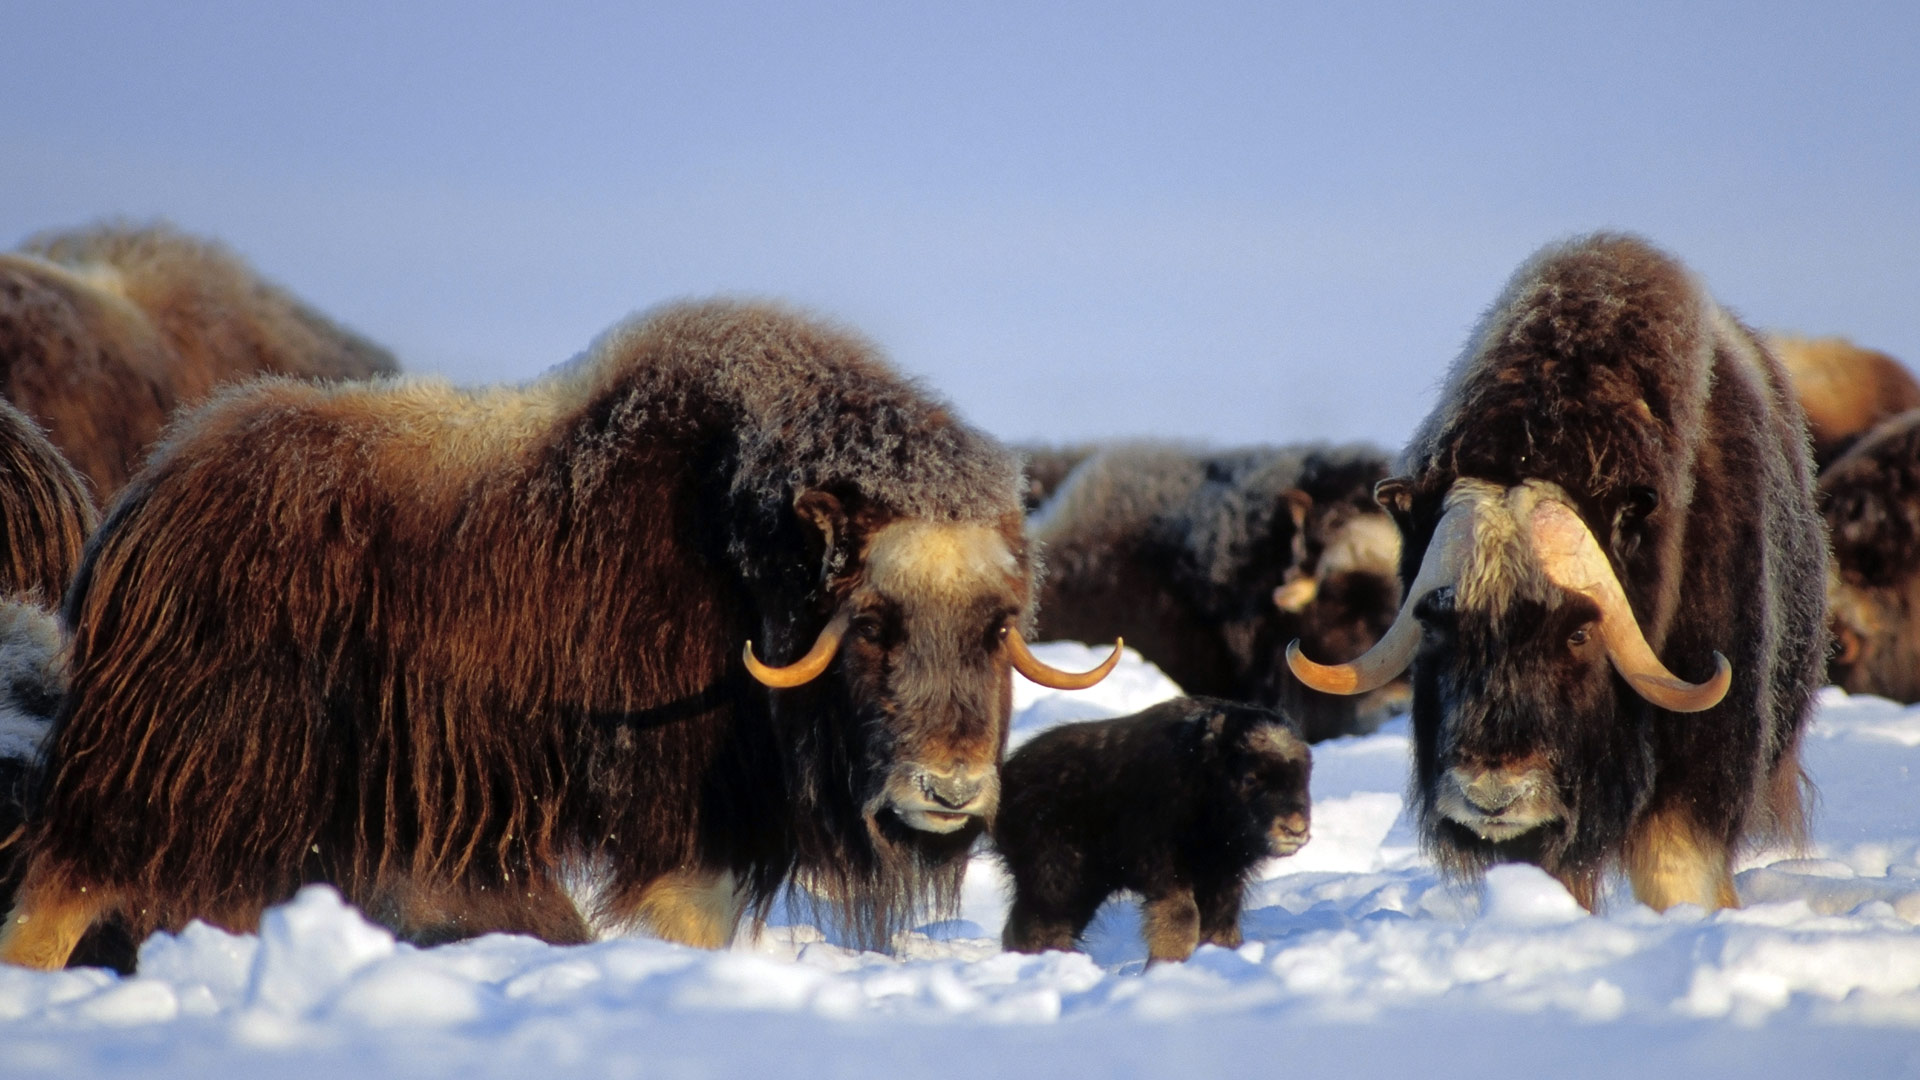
[879,763,1000,833]
[1286,481,1731,713]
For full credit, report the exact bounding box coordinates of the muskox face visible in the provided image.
[1271,508,1405,731]
[840,520,1027,836]
[1222,718,1313,857]
[1827,574,1920,703]
[1411,587,1614,856]
[1288,478,1729,875]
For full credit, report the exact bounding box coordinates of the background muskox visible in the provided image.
[1290,234,1827,912]
[1031,442,1402,741]
[1770,334,1920,471]
[0,300,1118,970]
[1819,408,1920,701]
[995,697,1310,964]
[0,222,398,497]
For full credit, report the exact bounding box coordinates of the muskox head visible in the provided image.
[1819,409,1920,703]
[1287,478,1728,879]
[746,491,1119,849]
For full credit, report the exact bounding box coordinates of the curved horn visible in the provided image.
[1527,499,1731,713]
[744,609,852,689]
[1287,497,1476,695]
[1005,626,1123,690]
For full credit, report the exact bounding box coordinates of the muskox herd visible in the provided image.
[0,222,1909,973]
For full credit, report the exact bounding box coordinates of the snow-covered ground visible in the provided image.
[4,643,1920,1079]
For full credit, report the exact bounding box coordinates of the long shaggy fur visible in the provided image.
[1819,407,1920,701]
[15,299,1027,957]
[1770,334,1920,470]
[1395,233,1826,902]
[0,221,397,496]
[0,398,96,605]
[1031,441,1400,741]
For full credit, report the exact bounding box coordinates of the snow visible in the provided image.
[4,645,1920,1078]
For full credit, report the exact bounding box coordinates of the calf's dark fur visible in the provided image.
[994,697,1310,963]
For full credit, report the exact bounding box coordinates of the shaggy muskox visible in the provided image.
[0,300,1120,969]
[995,697,1310,963]
[1031,442,1402,741]
[1771,334,1920,471]
[1819,408,1920,701]
[1289,234,1827,912]
[0,222,398,496]
[0,398,96,604]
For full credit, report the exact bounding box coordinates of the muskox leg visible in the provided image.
[1001,894,1091,954]
[0,865,116,970]
[375,874,596,947]
[628,869,745,949]
[1139,890,1201,965]
[1624,806,1740,912]
[1194,881,1244,949]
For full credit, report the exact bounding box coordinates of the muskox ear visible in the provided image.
[794,489,852,578]
[1373,476,1414,528]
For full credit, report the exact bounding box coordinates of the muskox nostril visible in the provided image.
[1463,778,1520,815]
[1280,813,1309,837]
[922,772,985,809]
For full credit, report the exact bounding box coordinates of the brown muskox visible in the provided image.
[0,403,97,955]
[1818,408,1920,700]
[1290,234,1827,912]
[1771,334,1920,471]
[0,397,96,605]
[994,697,1310,964]
[0,300,1120,970]
[0,221,398,497]
[1031,442,1403,741]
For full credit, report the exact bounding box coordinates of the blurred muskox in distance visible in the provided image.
[1818,408,1920,701]
[1028,442,1403,742]
[0,222,398,497]
[1771,334,1920,471]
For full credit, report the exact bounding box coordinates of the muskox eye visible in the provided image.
[852,615,884,642]
[1568,626,1592,648]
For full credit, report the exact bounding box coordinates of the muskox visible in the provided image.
[1031,442,1403,741]
[0,398,96,604]
[1771,334,1920,471]
[995,697,1311,964]
[0,300,1119,969]
[1289,234,1826,912]
[1819,408,1920,701]
[0,222,398,496]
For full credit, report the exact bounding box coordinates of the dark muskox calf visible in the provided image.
[1031,442,1402,741]
[995,697,1310,964]
[0,221,397,497]
[0,300,1121,971]
[1820,408,1920,701]
[1291,234,1826,913]
[1771,334,1920,471]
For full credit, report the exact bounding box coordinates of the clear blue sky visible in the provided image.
[4,1,1914,449]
